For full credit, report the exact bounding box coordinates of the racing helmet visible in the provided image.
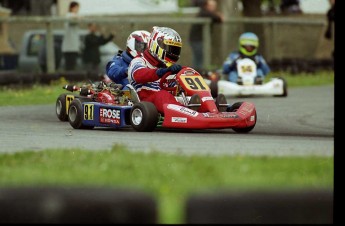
[148,26,182,67]
[126,30,151,58]
[239,32,259,57]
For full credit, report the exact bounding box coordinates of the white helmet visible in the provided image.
[148,26,182,66]
[126,30,151,58]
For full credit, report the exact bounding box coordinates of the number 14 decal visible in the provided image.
[181,76,210,91]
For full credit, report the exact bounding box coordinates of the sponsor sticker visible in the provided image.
[172,117,187,123]
[220,112,238,118]
[167,104,198,117]
[237,102,254,116]
[99,108,121,125]
[201,96,214,102]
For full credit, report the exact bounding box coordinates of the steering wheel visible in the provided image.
[159,71,177,92]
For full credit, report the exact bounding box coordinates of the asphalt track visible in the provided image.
[0,85,334,157]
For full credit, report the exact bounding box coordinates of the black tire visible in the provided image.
[229,102,256,133]
[274,77,288,97]
[215,94,228,112]
[209,80,218,98]
[68,99,94,129]
[56,94,68,121]
[130,102,159,132]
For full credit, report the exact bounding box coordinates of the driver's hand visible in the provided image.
[156,64,182,78]
[168,64,182,73]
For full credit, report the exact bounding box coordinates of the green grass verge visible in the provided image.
[0,71,334,107]
[268,70,334,87]
[0,146,333,224]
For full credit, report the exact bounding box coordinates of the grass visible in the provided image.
[0,71,334,107]
[0,146,333,223]
[268,70,334,87]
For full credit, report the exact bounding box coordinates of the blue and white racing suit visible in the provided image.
[222,51,270,83]
[106,50,133,89]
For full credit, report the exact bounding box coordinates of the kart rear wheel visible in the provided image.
[56,94,68,121]
[274,77,288,97]
[229,102,256,133]
[68,99,94,129]
[130,102,159,132]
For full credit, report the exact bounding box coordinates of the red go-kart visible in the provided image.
[130,67,257,133]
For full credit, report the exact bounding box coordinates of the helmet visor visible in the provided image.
[135,40,147,53]
[241,45,256,53]
[165,45,181,62]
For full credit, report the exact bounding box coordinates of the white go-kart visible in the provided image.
[205,58,288,97]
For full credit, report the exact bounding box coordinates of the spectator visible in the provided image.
[61,1,81,71]
[222,32,270,84]
[83,22,114,75]
[324,0,335,61]
[280,0,302,14]
[324,0,335,40]
[188,0,224,72]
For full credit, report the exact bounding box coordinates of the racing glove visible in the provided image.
[169,64,182,73]
[156,64,182,78]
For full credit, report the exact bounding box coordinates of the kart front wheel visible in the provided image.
[229,102,256,133]
[68,99,94,129]
[130,102,159,132]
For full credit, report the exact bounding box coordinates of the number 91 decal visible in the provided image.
[84,104,94,120]
[180,76,210,91]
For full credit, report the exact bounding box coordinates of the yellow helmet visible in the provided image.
[239,32,259,57]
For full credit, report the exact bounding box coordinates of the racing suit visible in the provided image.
[106,50,133,88]
[222,51,270,83]
[128,49,182,114]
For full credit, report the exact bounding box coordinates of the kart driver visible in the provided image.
[222,32,270,84]
[105,30,151,89]
[128,26,201,114]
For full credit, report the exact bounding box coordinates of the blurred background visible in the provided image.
[0,0,334,80]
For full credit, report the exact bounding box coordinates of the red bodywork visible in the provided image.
[95,90,116,104]
[161,67,257,129]
[66,84,119,105]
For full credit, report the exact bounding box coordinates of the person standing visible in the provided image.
[188,0,223,72]
[61,1,80,71]
[324,0,335,61]
[83,22,114,75]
